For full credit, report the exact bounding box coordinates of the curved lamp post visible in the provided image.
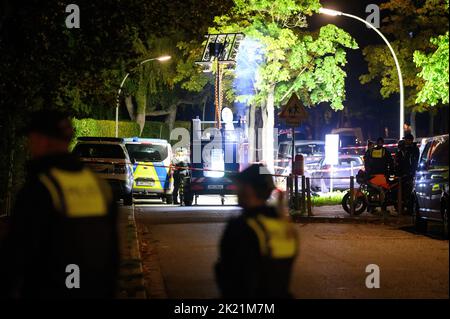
[319,8,405,139]
[115,55,171,137]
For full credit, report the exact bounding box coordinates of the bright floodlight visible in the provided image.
[221,107,233,124]
[319,8,342,16]
[157,55,171,62]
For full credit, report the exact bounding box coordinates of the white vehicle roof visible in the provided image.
[123,137,169,145]
[279,140,324,145]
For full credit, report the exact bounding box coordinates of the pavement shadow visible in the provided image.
[398,223,448,241]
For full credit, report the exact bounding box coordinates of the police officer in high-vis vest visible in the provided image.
[215,164,298,298]
[364,137,394,187]
[0,110,118,299]
[171,147,190,204]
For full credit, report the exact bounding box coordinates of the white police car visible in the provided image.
[72,137,134,205]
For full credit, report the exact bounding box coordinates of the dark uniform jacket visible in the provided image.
[215,206,297,298]
[364,146,394,176]
[395,144,420,177]
[0,153,119,299]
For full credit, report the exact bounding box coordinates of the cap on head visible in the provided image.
[235,164,275,200]
[25,110,73,142]
[404,133,414,141]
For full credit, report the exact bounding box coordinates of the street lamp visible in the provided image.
[319,7,405,139]
[115,55,171,137]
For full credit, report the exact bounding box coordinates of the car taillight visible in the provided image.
[226,184,237,191]
[191,184,204,191]
[114,164,126,174]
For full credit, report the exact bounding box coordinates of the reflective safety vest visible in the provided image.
[370,148,386,159]
[39,167,111,218]
[246,215,297,259]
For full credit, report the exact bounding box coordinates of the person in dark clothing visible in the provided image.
[396,134,420,213]
[403,133,420,176]
[0,110,119,299]
[171,147,190,204]
[395,140,407,175]
[364,137,394,179]
[215,164,297,298]
[363,137,394,210]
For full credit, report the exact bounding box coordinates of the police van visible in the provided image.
[124,137,174,203]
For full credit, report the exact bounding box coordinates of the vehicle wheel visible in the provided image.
[413,199,427,233]
[342,192,366,215]
[165,195,173,205]
[123,192,133,206]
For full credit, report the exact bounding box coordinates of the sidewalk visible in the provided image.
[292,205,414,225]
[117,205,147,299]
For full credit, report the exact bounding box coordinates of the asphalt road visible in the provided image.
[134,196,449,299]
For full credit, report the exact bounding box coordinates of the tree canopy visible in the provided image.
[209,0,358,111]
[360,0,449,111]
[413,0,449,106]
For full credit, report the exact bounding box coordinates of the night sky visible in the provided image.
[309,0,399,140]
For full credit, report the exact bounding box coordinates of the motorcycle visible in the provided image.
[341,170,404,215]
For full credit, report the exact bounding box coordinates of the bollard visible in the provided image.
[288,174,294,209]
[306,177,312,216]
[397,177,403,215]
[286,175,290,196]
[301,175,306,215]
[350,176,355,216]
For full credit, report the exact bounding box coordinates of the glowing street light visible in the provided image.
[318,8,341,16]
[115,55,171,137]
[319,7,405,139]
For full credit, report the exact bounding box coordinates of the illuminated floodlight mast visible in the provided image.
[196,33,244,128]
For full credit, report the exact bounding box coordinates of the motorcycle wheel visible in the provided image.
[342,192,367,215]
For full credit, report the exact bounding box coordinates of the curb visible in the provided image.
[136,223,168,299]
[118,205,147,299]
[292,214,413,226]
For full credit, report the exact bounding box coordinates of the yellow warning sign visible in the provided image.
[278,94,308,126]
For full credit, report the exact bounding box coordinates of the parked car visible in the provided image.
[311,155,364,192]
[331,127,364,148]
[275,140,324,190]
[275,140,325,176]
[72,137,134,205]
[413,134,449,237]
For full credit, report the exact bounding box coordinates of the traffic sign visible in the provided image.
[278,93,308,126]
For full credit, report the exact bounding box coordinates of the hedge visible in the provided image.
[70,118,192,149]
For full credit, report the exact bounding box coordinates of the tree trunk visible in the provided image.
[410,110,416,137]
[247,103,256,163]
[124,95,136,120]
[262,84,275,173]
[165,104,177,131]
[135,83,147,134]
